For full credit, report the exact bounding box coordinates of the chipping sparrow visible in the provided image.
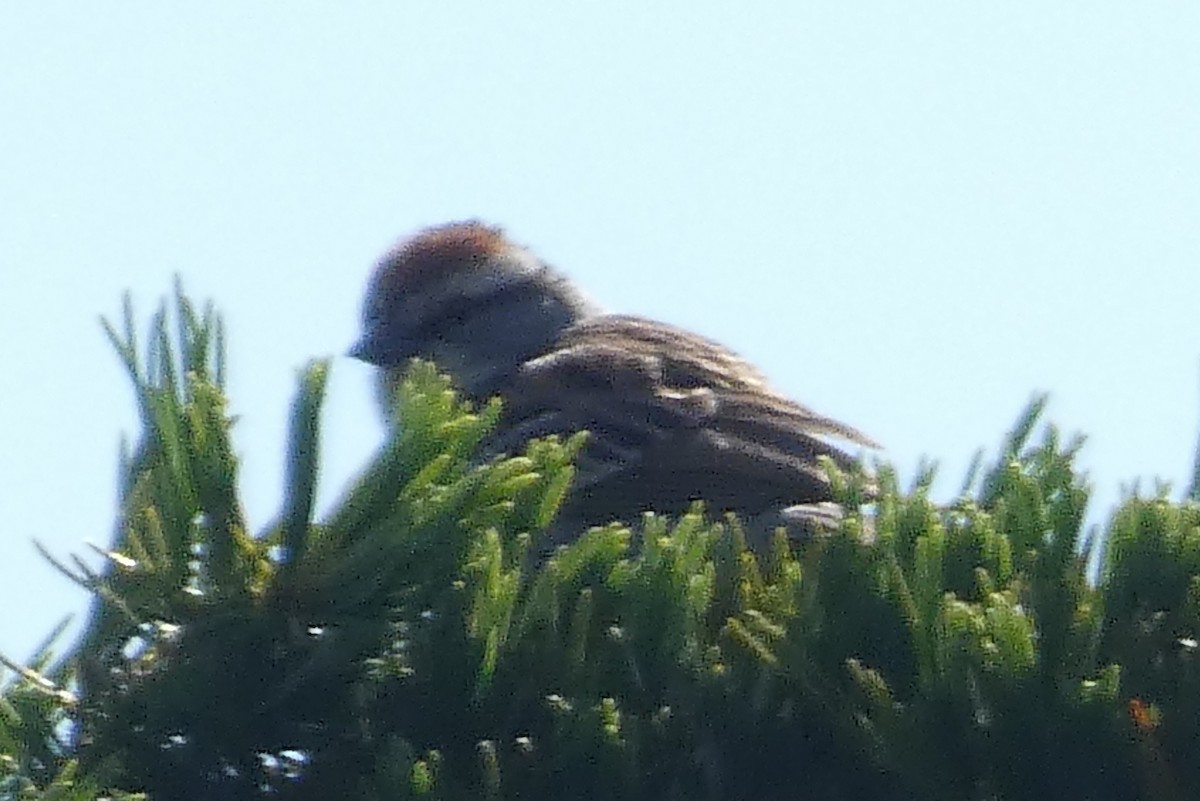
[350,221,877,552]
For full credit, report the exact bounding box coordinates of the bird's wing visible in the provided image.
[491,314,876,521]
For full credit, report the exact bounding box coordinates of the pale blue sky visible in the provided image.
[3,4,1198,662]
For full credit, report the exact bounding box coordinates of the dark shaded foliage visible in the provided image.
[1,288,1196,801]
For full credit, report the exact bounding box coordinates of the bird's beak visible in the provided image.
[347,334,378,363]
[349,330,415,366]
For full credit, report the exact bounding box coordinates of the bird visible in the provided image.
[349,220,877,553]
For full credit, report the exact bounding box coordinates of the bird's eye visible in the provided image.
[414,283,544,342]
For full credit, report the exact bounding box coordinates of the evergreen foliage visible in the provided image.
[2,287,1197,800]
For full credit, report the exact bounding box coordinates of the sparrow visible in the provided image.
[350,221,877,552]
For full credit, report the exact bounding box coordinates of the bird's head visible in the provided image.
[350,220,599,413]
